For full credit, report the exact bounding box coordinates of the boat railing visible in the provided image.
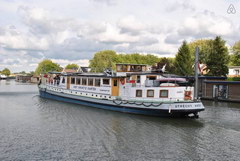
[129,83,183,88]
[127,97,190,102]
[43,79,60,87]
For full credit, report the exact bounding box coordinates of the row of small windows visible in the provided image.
[136,90,168,98]
[62,77,110,86]
[49,86,111,99]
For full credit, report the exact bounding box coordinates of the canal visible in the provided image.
[0,80,240,160]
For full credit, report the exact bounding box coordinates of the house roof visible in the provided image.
[62,69,77,73]
[204,81,240,84]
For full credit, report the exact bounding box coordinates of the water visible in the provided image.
[0,80,240,161]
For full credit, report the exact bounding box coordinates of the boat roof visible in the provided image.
[48,71,125,78]
[157,78,186,82]
[126,71,163,76]
[204,81,240,84]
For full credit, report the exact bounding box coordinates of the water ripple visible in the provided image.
[1,80,240,160]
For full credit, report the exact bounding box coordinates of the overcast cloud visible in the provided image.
[0,0,239,72]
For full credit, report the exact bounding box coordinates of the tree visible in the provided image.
[35,59,62,75]
[19,71,26,74]
[154,57,176,73]
[89,50,118,72]
[29,71,35,75]
[231,41,240,66]
[206,36,229,76]
[89,50,160,72]
[188,39,213,64]
[174,41,193,76]
[1,68,11,76]
[65,64,79,70]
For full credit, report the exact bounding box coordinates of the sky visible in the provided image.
[0,0,240,72]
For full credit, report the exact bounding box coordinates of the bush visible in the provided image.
[227,77,240,81]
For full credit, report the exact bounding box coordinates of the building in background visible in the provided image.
[202,81,240,102]
[15,74,32,83]
[228,66,240,77]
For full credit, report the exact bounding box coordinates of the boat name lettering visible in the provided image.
[177,91,183,93]
[100,89,110,92]
[194,104,201,107]
[174,104,202,108]
[175,104,192,108]
[73,86,97,91]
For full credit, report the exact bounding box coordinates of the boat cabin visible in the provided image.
[41,64,193,102]
[116,63,148,73]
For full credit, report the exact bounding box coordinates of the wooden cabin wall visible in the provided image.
[228,84,240,100]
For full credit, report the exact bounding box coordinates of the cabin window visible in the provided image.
[113,80,118,86]
[76,78,81,85]
[126,76,130,83]
[136,90,142,97]
[147,90,154,97]
[82,78,87,85]
[122,65,127,72]
[103,79,110,85]
[71,77,75,84]
[117,64,127,72]
[130,65,142,72]
[62,77,65,83]
[147,76,156,80]
[160,90,168,98]
[88,78,94,86]
[95,78,101,87]
[137,75,141,83]
[117,65,123,72]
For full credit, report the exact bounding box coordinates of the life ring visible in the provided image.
[120,78,125,85]
[184,91,192,100]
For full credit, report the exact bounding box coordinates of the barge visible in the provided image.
[38,63,205,117]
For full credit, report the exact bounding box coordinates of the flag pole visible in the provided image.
[194,47,199,101]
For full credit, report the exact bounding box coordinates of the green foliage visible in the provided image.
[1,68,11,76]
[206,36,229,77]
[227,77,240,81]
[35,59,62,75]
[188,39,213,64]
[174,41,193,76]
[65,64,79,70]
[29,71,35,75]
[155,57,175,73]
[89,50,160,72]
[230,41,240,66]
[19,71,26,74]
[17,71,34,76]
[89,50,118,72]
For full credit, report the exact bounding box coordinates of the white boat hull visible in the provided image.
[39,85,205,117]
